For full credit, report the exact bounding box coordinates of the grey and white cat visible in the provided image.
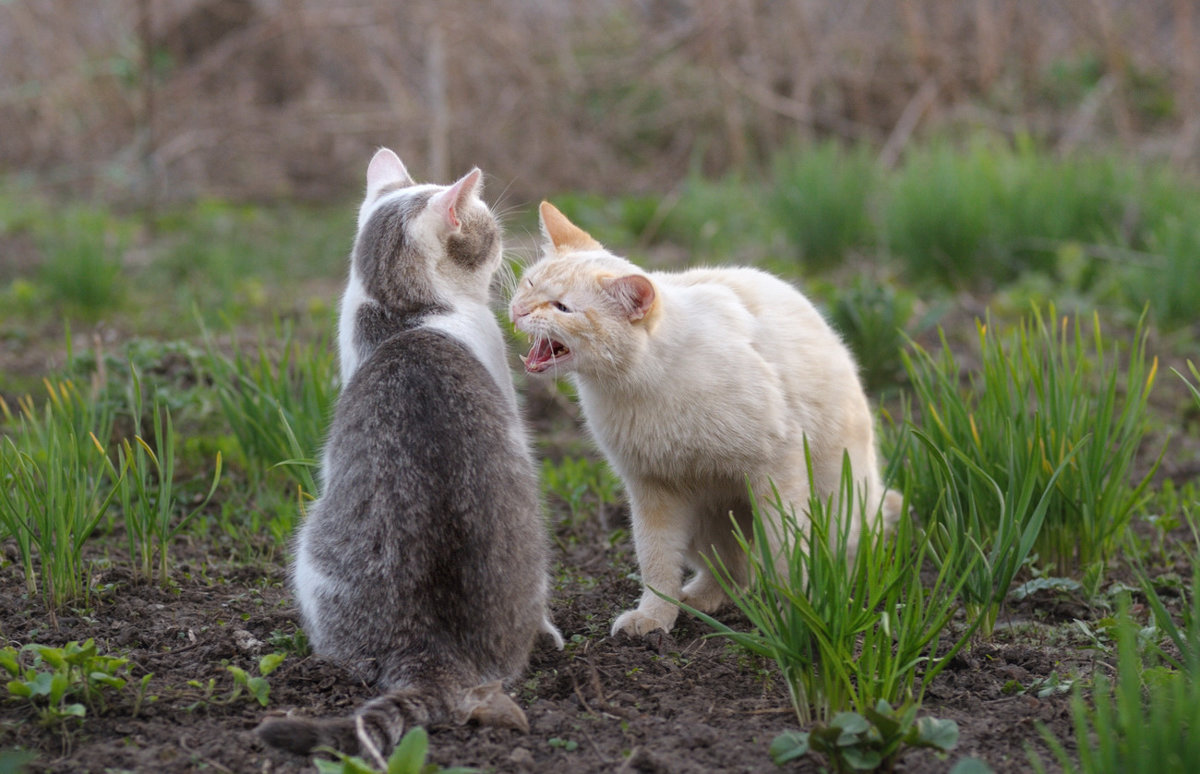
[257,149,562,761]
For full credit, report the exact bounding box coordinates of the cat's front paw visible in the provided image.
[611,608,673,637]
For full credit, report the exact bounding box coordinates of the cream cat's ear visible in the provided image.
[431,168,482,232]
[601,274,657,322]
[539,201,602,254]
[366,147,414,194]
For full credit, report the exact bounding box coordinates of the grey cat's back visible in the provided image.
[305,324,544,685]
[259,153,556,759]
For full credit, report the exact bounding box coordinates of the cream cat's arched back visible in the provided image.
[511,202,902,637]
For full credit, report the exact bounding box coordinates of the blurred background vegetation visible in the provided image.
[0,0,1198,391]
[4,0,1198,202]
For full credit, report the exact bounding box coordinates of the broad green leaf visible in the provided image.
[61,703,86,718]
[841,746,883,770]
[33,648,65,670]
[388,726,429,773]
[89,672,127,690]
[948,757,995,774]
[25,672,54,698]
[768,730,810,764]
[258,652,286,677]
[246,676,270,707]
[831,711,870,736]
[48,672,70,705]
[0,748,38,774]
[913,716,959,751]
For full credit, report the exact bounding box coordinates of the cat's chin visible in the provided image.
[520,338,573,374]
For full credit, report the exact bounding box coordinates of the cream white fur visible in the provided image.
[511,212,901,637]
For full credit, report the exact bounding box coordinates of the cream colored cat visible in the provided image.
[510,202,902,638]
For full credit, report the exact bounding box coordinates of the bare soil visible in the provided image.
[0,518,1091,774]
[1,330,1193,774]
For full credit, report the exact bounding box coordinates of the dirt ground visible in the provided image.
[0,511,1087,774]
[1,329,1193,774]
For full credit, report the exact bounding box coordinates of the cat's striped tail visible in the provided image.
[256,680,527,760]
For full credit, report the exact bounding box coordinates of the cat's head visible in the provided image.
[510,201,658,378]
[351,148,501,313]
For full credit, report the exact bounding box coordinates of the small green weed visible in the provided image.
[1,639,148,730]
[314,726,477,774]
[184,652,284,710]
[769,700,959,773]
[0,749,36,774]
[541,456,622,526]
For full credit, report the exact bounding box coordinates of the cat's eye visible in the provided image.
[552,301,571,313]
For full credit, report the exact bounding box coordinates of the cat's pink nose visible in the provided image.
[510,304,529,323]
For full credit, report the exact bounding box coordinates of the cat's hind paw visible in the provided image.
[680,574,729,614]
[611,608,673,637]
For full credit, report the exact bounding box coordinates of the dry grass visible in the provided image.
[2,0,1198,205]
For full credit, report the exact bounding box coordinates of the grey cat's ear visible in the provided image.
[601,274,657,322]
[430,167,482,232]
[539,201,602,254]
[366,148,414,194]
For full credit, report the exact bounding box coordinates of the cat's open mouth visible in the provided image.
[521,338,571,373]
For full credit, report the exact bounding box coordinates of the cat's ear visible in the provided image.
[601,274,656,322]
[366,148,414,194]
[431,167,482,232]
[539,201,602,254]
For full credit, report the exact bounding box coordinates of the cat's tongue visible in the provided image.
[521,338,569,373]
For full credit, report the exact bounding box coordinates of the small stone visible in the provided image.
[508,747,535,770]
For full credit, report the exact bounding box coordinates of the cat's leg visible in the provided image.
[679,502,746,613]
[611,483,691,637]
[679,568,729,613]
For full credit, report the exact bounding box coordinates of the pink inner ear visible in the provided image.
[366,148,412,191]
[433,168,482,231]
[603,275,656,321]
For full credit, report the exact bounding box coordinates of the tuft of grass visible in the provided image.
[906,426,1075,638]
[200,322,337,498]
[656,172,776,262]
[1032,603,1200,773]
[99,366,223,586]
[769,141,876,269]
[687,450,980,726]
[1124,215,1200,330]
[541,456,623,527]
[0,381,121,612]
[37,207,130,319]
[899,306,1158,590]
[884,143,1003,286]
[826,276,920,394]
